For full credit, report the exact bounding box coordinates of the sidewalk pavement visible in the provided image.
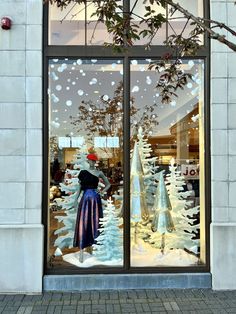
[1,289,236,314]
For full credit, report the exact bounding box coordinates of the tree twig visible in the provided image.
[161,0,236,51]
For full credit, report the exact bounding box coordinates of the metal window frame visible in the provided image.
[43,0,211,275]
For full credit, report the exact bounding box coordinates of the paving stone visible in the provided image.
[34,301,43,306]
[3,306,20,312]
[4,295,15,301]
[99,291,109,299]
[76,305,84,312]
[70,300,77,305]
[62,305,76,310]
[212,309,228,314]
[32,305,48,311]
[91,292,100,300]
[16,307,25,314]
[0,307,5,314]
[81,292,91,300]
[163,302,172,311]
[13,302,25,307]
[91,304,106,313]
[136,290,147,298]
[1,290,236,313]
[105,304,114,312]
[53,305,61,314]
[118,291,128,299]
[142,303,151,312]
[226,309,236,313]
[78,300,91,305]
[145,290,157,299]
[113,304,121,312]
[46,305,55,314]
[31,296,42,302]
[71,294,81,301]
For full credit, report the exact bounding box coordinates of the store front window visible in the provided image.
[48,59,124,268]
[45,0,209,272]
[130,59,205,267]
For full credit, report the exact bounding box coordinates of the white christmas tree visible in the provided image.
[130,141,149,223]
[148,158,200,253]
[112,185,124,218]
[93,198,123,261]
[137,127,159,212]
[53,146,89,250]
[150,171,175,253]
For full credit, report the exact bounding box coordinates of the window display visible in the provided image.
[48,58,206,270]
[48,59,124,268]
[130,59,205,267]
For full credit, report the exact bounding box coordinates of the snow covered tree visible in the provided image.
[137,127,159,212]
[150,170,175,253]
[112,185,124,218]
[130,141,149,224]
[148,158,200,253]
[166,158,193,213]
[54,146,89,250]
[93,198,123,261]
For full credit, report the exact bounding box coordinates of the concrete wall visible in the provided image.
[210,0,236,289]
[0,0,43,293]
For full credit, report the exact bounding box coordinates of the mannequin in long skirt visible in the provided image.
[73,154,111,262]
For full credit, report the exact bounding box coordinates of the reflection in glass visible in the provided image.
[130,0,167,45]
[168,0,204,44]
[48,2,119,45]
[130,59,205,267]
[130,0,204,46]
[48,59,124,268]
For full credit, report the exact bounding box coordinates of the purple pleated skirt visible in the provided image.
[73,189,103,250]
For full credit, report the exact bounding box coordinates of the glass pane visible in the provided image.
[130,0,167,45]
[48,59,124,269]
[130,59,205,267]
[48,2,120,45]
[168,0,204,44]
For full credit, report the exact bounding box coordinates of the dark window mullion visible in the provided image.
[123,0,131,271]
[123,56,131,271]
[85,1,87,45]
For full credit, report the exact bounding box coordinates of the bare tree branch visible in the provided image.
[162,0,236,52]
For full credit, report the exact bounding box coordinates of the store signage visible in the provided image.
[94,136,119,148]
[58,137,70,149]
[71,137,84,147]
[181,164,199,178]
[107,136,119,148]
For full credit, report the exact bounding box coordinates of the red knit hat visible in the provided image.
[87,153,98,161]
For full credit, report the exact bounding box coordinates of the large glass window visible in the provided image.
[49,0,204,46]
[130,59,205,267]
[49,1,121,45]
[48,59,124,268]
[130,0,204,43]
[46,0,208,272]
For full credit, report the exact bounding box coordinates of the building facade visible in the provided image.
[0,0,235,293]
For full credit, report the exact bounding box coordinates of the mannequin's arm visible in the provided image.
[73,185,81,208]
[99,171,111,194]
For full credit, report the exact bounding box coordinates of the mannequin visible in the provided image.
[73,153,111,262]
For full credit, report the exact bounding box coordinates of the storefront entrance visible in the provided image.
[43,0,210,285]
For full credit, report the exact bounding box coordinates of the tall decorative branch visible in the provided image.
[69,81,159,140]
